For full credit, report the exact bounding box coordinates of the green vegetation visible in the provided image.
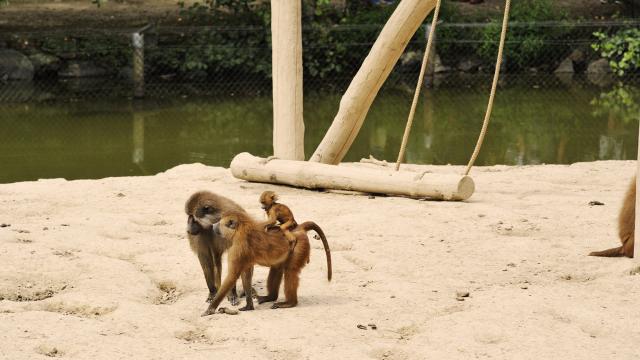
[590,28,640,124]
[592,28,640,76]
[477,0,568,69]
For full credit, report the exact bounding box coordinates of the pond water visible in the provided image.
[0,74,638,183]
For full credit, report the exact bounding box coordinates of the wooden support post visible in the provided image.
[310,0,436,165]
[271,0,305,160]
[635,124,640,259]
[230,152,474,200]
[132,32,145,99]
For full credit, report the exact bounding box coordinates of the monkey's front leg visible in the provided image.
[203,264,246,316]
[214,252,240,306]
[197,248,217,303]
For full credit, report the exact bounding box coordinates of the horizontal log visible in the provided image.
[230,153,474,201]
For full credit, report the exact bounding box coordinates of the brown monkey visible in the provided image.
[589,177,635,258]
[185,191,255,311]
[259,191,298,252]
[202,210,331,315]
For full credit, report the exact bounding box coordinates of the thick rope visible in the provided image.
[463,0,511,176]
[394,0,442,171]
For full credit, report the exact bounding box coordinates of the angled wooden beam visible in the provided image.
[310,0,437,165]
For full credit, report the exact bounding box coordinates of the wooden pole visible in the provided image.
[271,0,305,160]
[635,124,640,259]
[132,32,145,99]
[310,0,436,165]
[230,152,474,200]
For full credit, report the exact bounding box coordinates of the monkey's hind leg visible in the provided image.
[272,269,299,309]
[257,266,283,304]
[285,230,297,253]
[239,268,255,311]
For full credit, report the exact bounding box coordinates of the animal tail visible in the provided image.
[589,246,625,257]
[300,221,332,281]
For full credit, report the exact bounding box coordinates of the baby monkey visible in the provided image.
[260,191,298,252]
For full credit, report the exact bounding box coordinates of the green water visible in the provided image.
[0,75,638,183]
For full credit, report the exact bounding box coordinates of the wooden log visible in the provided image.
[271,0,305,160]
[230,153,474,201]
[310,0,436,165]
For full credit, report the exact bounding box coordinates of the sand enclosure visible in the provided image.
[1,161,639,359]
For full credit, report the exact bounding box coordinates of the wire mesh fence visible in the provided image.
[0,20,639,182]
[0,20,638,101]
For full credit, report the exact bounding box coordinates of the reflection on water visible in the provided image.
[0,74,638,183]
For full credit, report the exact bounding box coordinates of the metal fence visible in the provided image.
[0,20,638,102]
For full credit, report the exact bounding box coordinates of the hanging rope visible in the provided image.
[463,0,511,175]
[394,0,442,171]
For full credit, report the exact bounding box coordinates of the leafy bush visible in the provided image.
[592,28,640,76]
[477,0,568,70]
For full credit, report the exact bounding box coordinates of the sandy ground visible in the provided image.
[1,160,639,359]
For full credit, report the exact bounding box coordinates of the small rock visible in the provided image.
[554,56,574,74]
[456,291,470,298]
[357,324,367,330]
[42,227,48,231]
[0,49,34,80]
[588,201,604,206]
[587,59,614,87]
[455,297,465,302]
[28,52,60,74]
[477,214,486,218]
[368,323,377,330]
[116,193,126,197]
[507,262,516,267]
[0,223,10,227]
[520,285,528,290]
[587,58,612,74]
[60,224,69,227]
[218,307,239,315]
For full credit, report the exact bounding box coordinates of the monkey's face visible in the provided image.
[186,204,219,235]
[213,214,240,240]
[187,215,203,235]
[259,191,277,210]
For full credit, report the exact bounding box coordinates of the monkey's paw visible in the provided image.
[206,292,216,303]
[227,293,240,306]
[201,306,217,317]
[239,304,254,311]
[257,295,276,304]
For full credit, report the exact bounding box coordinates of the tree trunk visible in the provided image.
[230,152,474,201]
[272,0,305,160]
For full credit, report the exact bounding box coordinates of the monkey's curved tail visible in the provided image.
[300,221,332,281]
[589,246,626,257]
